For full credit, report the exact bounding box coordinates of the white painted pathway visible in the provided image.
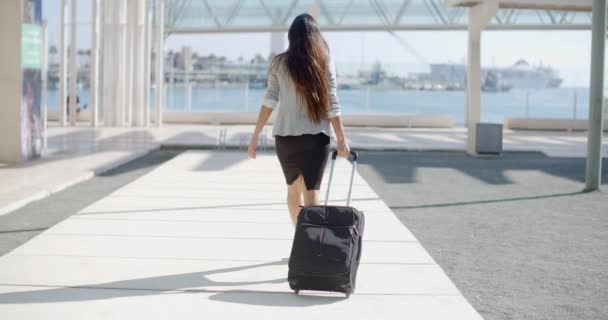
[0,150,483,319]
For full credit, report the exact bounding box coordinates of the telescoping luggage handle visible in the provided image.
[324,150,358,207]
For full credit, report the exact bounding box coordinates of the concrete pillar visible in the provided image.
[132,0,146,126]
[154,0,165,126]
[125,0,135,126]
[585,0,606,191]
[115,0,127,126]
[0,0,45,163]
[69,0,78,126]
[465,0,497,156]
[97,0,105,125]
[0,0,23,163]
[466,23,481,155]
[59,0,68,126]
[102,0,114,126]
[110,0,120,126]
[90,0,100,127]
[143,4,152,126]
[99,0,148,128]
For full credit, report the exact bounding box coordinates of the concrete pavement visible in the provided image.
[0,150,482,319]
[2,123,607,216]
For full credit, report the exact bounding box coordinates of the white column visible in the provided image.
[102,0,114,126]
[143,2,152,126]
[133,0,146,126]
[125,0,135,126]
[97,0,105,125]
[0,0,23,162]
[69,0,78,126]
[110,0,119,126]
[115,0,127,126]
[465,0,497,156]
[90,0,100,127]
[59,0,68,126]
[154,0,165,126]
[466,23,481,155]
[585,0,607,191]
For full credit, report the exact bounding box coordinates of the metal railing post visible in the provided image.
[365,86,370,112]
[571,89,578,131]
[573,89,578,120]
[244,81,249,112]
[525,90,529,118]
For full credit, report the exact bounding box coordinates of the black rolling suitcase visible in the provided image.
[288,150,365,297]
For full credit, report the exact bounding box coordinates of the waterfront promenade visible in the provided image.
[0,147,482,319]
[0,123,606,319]
[2,123,606,216]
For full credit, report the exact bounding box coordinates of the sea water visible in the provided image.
[46,86,589,125]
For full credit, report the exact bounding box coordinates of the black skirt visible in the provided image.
[274,132,330,190]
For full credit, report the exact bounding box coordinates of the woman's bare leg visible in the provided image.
[303,189,321,206]
[287,175,305,225]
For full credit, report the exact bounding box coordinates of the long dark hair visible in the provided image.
[273,14,330,124]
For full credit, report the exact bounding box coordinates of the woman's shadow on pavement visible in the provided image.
[0,258,342,307]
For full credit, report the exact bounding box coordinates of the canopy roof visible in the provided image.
[165,0,593,34]
[446,0,592,11]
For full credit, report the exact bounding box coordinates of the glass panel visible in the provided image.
[167,0,592,31]
[481,88,589,122]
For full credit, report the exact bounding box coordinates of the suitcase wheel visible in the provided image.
[294,289,300,295]
[344,288,352,298]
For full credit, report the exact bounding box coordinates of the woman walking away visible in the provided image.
[248,13,350,226]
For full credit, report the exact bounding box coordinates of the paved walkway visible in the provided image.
[355,151,607,320]
[2,123,607,216]
[0,150,482,319]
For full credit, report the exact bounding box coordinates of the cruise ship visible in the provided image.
[408,60,563,91]
[493,59,563,89]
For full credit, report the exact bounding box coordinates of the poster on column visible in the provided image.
[21,0,43,160]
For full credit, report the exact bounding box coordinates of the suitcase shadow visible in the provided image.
[208,290,346,307]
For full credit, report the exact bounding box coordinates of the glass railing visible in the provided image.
[46,82,590,126]
[481,87,589,123]
[159,83,590,125]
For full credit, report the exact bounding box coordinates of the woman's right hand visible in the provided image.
[337,139,350,158]
[248,135,258,159]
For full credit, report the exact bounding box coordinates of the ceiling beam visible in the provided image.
[445,0,592,11]
[167,23,593,34]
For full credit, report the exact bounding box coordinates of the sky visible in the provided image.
[43,0,593,87]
